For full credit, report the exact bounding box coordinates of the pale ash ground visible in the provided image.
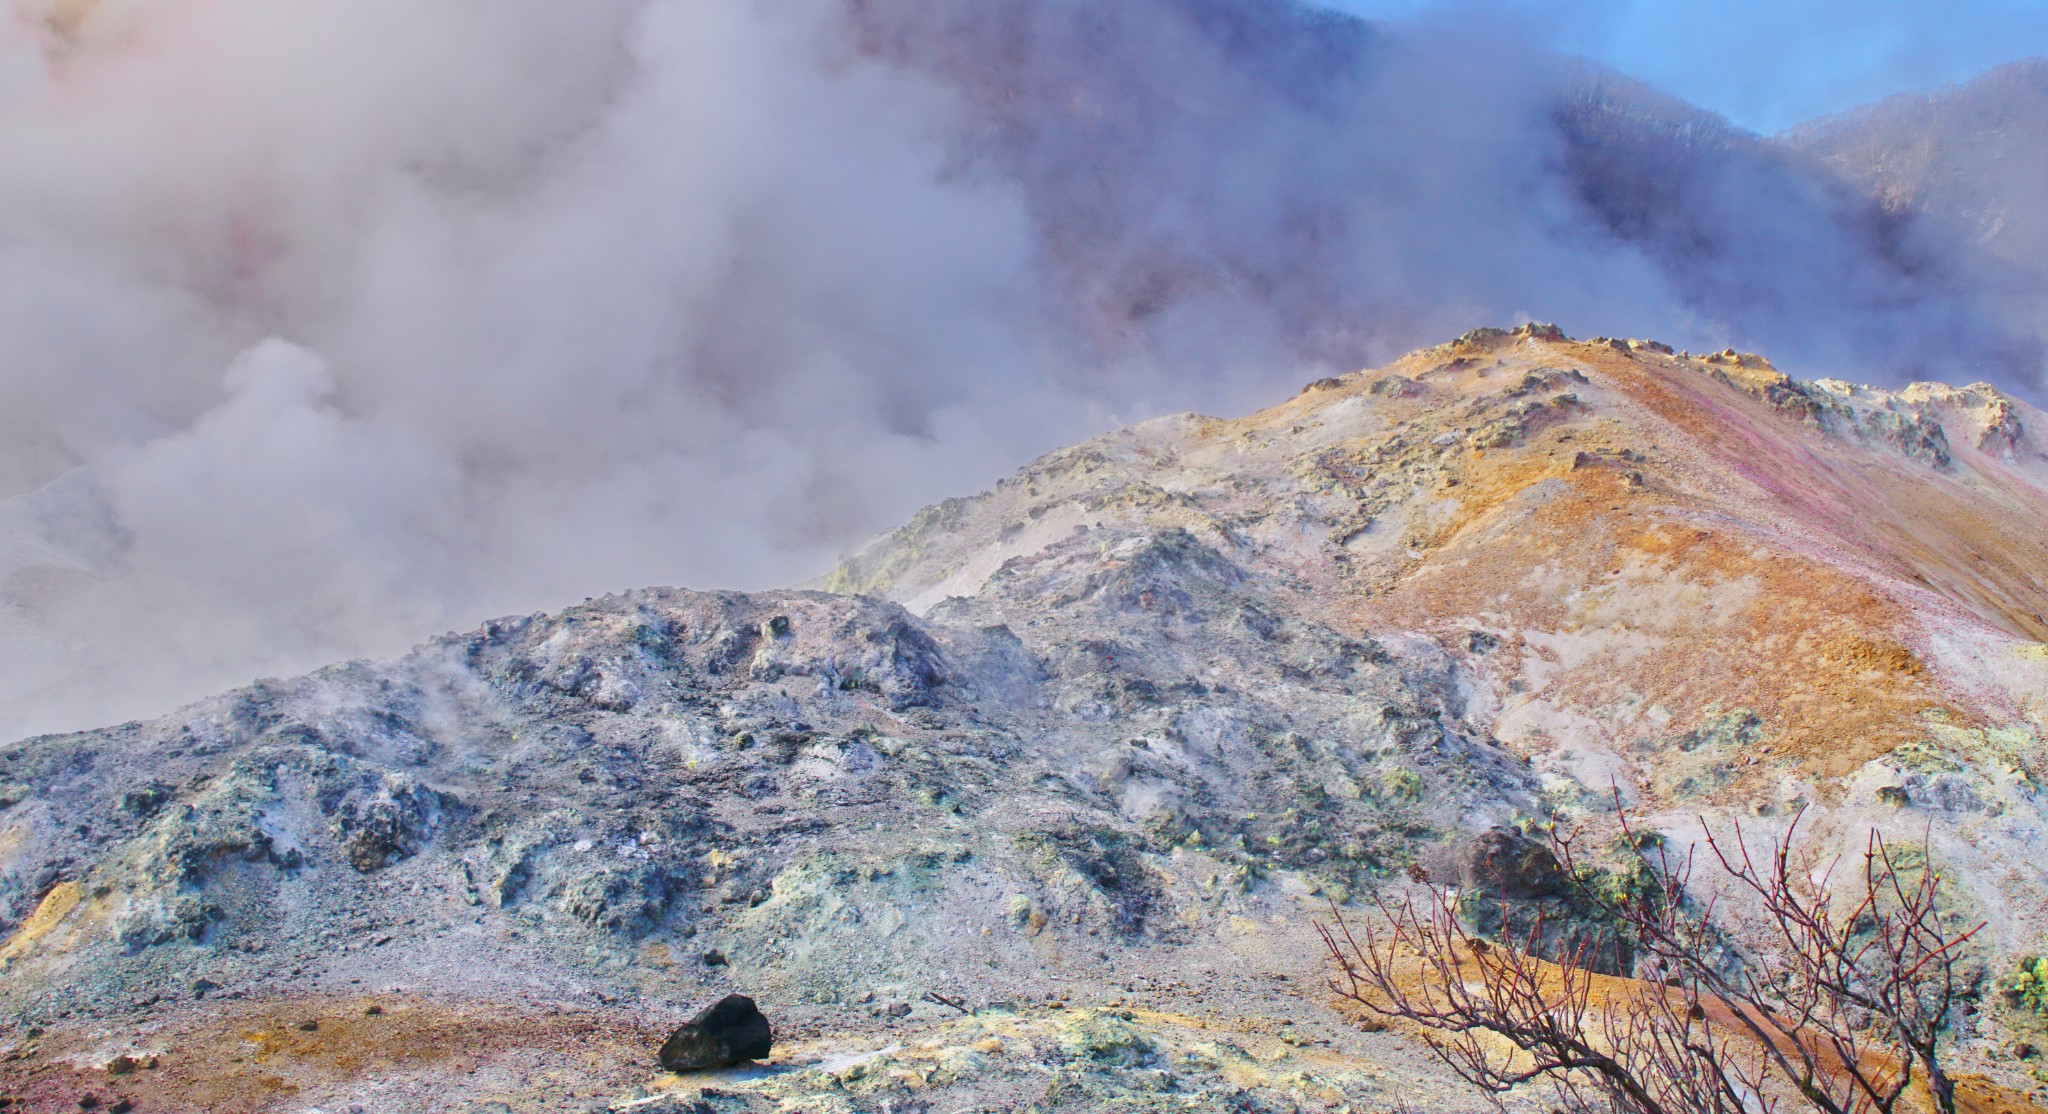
[5,326,2048,1112]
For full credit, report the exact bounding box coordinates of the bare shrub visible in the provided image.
[1320,807,1982,1114]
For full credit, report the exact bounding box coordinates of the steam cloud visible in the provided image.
[1,0,2041,741]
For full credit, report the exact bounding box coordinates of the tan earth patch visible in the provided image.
[0,996,668,1114]
[0,882,82,962]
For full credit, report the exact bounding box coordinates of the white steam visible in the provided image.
[0,0,1072,735]
[0,0,2041,740]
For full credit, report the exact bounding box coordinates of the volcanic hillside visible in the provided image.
[3,328,2048,1112]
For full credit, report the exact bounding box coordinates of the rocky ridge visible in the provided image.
[4,327,2048,1111]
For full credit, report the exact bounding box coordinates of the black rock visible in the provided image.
[658,994,773,1072]
[1458,826,1564,899]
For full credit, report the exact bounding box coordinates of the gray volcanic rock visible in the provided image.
[658,994,773,1071]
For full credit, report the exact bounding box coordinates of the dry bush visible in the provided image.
[1321,808,1981,1114]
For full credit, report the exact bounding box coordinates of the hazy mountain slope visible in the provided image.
[5,328,2048,1111]
[1786,59,2048,270]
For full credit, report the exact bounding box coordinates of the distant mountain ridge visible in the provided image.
[1784,58,2048,272]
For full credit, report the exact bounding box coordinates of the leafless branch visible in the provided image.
[1321,803,1982,1114]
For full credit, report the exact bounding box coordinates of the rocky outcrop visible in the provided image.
[1458,826,1564,899]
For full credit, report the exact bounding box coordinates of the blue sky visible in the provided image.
[1318,0,2048,133]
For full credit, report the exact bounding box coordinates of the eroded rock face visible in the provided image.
[657,994,773,1072]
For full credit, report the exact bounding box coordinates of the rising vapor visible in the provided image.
[0,0,2041,741]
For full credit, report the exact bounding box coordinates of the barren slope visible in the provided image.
[841,326,2048,803]
[6,327,2048,1111]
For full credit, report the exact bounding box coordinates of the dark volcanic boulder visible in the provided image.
[658,994,774,1072]
[1458,826,1564,899]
